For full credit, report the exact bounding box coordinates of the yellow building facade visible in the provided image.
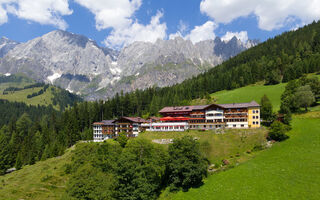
[248,107,261,128]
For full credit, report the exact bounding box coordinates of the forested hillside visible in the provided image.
[65,20,320,119]
[1,20,320,177]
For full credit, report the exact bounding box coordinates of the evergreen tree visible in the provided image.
[260,94,274,124]
[15,151,23,170]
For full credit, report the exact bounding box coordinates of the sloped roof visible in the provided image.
[159,101,260,113]
[93,120,115,126]
[159,105,194,113]
[118,117,149,123]
[101,120,116,125]
[148,116,161,121]
[159,105,211,113]
[219,101,260,109]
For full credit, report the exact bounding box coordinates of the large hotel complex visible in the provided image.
[93,101,261,142]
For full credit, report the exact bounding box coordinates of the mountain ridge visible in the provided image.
[0,30,258,100]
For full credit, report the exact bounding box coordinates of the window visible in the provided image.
[256,121,259,124]
[253,116,255,119]
[253,110,255,114]
[256,110,259,113]
[233,124,236,127]
[256,116,259,119]
[253,121,255,125]
[241,124,244,127]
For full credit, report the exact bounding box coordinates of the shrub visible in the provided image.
[268,121,289,141]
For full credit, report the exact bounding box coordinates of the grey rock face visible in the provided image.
[0,37,19,58]
[0,31,258,100]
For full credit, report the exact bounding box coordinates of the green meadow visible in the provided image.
[160,112,320,200]
[211,83,286,112]
[139,128,267,165]
[0,148,73,200]
[0,86,58,108]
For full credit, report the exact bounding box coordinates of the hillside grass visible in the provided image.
[192,73,319,112]
[0,148,73,200]
[191,82,286,111]
[211,83,286,111]
[0,86,59,110]
[139,128,267,164]
[161,112,320,200]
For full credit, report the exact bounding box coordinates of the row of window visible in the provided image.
[152,126,186,130]
[252,121,260,125]
[190,125,223,129]
[206,113,223,117]
[252,110,259,114]
[252,116,259,119]
[94,134,103,138]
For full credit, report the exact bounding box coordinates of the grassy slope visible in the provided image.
[161,112,320,200]
[0,148,72,200]
[211,83,286,111]
[0,86,58,108]
[140,128,267,165]
[0,74,61,109]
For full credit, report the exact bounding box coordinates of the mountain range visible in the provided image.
[0,30,258,100]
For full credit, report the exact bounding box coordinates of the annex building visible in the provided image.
[93,101,261,142]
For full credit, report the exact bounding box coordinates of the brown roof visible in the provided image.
[117,117,149,123]
[148,116,161,121]
[219,101,260,109]
[93,120,115,126]
[159,105,211,113]
[159,101,260,113]
[159,105,194,113]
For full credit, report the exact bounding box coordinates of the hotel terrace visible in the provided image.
[93,101,261,142]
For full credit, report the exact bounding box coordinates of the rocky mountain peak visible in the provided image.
[0,30,258,100]
[0,37,19,58]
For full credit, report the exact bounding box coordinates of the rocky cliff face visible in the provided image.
[0,30,258,100]
[0,37,19,58]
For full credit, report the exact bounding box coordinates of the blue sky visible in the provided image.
[0,0,319,49]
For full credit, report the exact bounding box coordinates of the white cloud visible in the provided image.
[222,31,248,43]
[74,0,142,30]
[200,0,320,31]
[104,11,167,48]
[185,21,217,43]
[169,21,217,43]
[75,0,166,48]
[0,0,72,29]
[178,20,188,34]
[168,20,188,40]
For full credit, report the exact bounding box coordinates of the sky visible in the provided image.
[0,0,319,49]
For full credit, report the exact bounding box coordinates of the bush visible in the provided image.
[167,136,208,191]
[268,121,289,141]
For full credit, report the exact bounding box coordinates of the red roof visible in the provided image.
[160,116,190,121]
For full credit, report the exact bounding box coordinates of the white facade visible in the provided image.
[226,122,248,128]
[142,122,189,132]
[93,125,104,142]
[205,109,224,121]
